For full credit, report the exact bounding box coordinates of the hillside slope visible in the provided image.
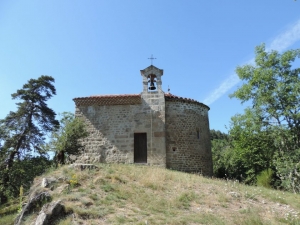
[1,163,300,225]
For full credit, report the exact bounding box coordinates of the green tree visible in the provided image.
[230,44,300,189]
[211,139,231,178]
[0,75,59,203]
[49,112,88,165]
[228,108,276,184]
[0,156,52,202]
[231,44,300,149]
[210,129,229,141]
[210,130,231,178]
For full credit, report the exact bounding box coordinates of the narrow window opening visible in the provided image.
[172,147,177,152]
[196,129,200,139]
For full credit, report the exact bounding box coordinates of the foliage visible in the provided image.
[211,129,229,141]
[0,75,59,203]
[211,117,275,184]
[227,109,276,184]
[231,44,300,149]
[18,185,24,213]
[69,174,79,188]
[0,213,17,225]
[0,156,52,204]
[0,75,59,159]
[210,130,231,177]
[229,44,300,190]
[211,139,227,177]
[49,112,88,165]
[274,149,300,193]
[256,169,273,188]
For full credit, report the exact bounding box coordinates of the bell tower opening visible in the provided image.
[148,74,157,91]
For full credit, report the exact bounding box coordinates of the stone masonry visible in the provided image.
[165,99,212,175]
[73,65,213,176]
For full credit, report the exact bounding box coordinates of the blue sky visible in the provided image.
[1,0,300,133]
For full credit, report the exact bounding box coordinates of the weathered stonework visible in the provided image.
[165,100,212,175]
[73,65,213,176]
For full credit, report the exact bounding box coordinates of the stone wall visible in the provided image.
[74,93,166,166]
[75,104,138,164]
[165,100,213,176]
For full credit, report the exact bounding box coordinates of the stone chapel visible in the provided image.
[73,65,213,176]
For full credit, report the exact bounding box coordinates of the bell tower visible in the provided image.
[139,65,166,167]
[140,65,163,93]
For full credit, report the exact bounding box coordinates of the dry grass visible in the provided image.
[2,163,300,224]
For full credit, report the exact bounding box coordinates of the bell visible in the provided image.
[149,81,156,90]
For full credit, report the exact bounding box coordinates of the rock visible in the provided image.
[69,163,98,170]
[35,200,65,225]
[41,177,57,188]
[35,212,47,225]
[15,192,51,225]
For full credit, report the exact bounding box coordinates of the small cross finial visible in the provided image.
[168,85,170,93]
[148,54,156,65]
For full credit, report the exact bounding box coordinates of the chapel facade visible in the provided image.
[73,65,213,176]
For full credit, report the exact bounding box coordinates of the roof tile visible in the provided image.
[73,93,209,109]
[73,94,141,106]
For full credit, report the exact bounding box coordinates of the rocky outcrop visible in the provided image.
[35,200,65,225]
[15,191,51,225]
[15,163,98,224]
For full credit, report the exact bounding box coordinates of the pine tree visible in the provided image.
[0,75,59,203]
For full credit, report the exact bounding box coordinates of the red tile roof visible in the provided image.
[73,93,209,109]
[73,94,141,106]
[164,93,210,110]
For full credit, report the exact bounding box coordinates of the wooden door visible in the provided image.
[134,133,147,163]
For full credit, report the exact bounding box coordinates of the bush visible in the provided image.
[274,150,300,193]
[256,169,273,188]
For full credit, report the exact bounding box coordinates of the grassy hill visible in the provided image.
[1,163,300,225]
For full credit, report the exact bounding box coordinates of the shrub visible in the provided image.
[256,169,273,188]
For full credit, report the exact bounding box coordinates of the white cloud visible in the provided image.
[268,19,300,52]
[202,19,300,106]
[202,73,240,106]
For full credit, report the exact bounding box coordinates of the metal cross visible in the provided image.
[148,54,156,65]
